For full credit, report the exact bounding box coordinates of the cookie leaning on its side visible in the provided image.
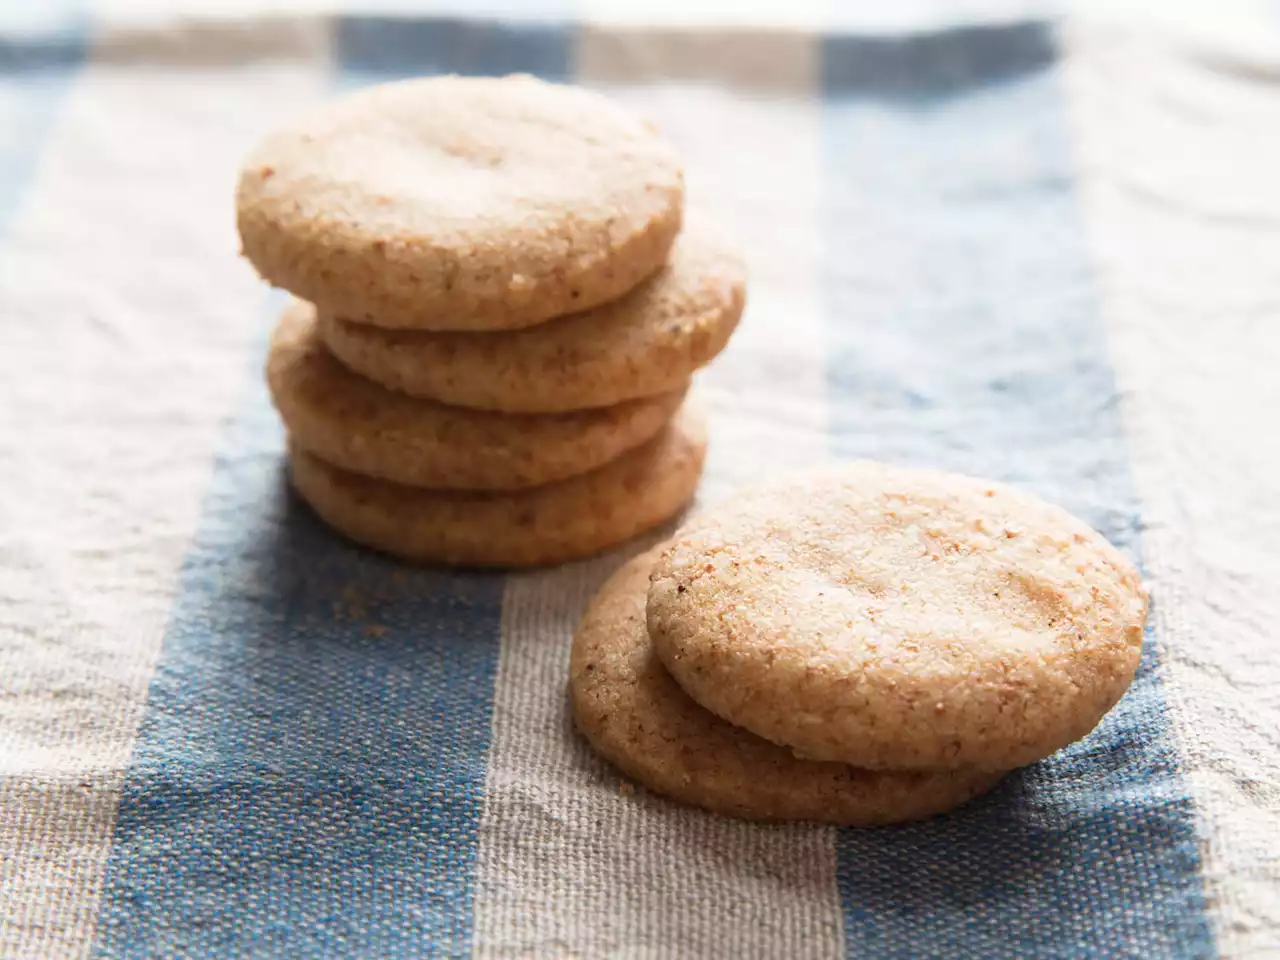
[570,548,1005,825]
[570,463,1145,824]
[646,463,1148,773]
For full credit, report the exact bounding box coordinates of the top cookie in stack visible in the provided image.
[235,74,746,567]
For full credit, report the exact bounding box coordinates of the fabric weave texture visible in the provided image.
[1,3,1277,957]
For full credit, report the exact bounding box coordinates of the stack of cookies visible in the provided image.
[571,463,1148,825]
[235,75,746,567]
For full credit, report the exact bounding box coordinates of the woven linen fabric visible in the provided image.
[1,2,1277,957]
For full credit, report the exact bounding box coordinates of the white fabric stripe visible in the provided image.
[1064,24,1280,957]
[0,24,329,958]
[473,32,842,959]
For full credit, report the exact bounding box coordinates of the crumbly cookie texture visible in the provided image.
[316,212,745,413]
[267,300,685,491]
[288,403,706,568]
[237,74,684,331]
[647,463,1148,772]
[571,548,1005,824]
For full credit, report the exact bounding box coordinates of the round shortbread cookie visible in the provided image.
[571,548,1005,825]
[647,463,1148,772]
[316,214,746,413]
[288,405,706,567]
[268,300,685,491]
[237,74,684,331]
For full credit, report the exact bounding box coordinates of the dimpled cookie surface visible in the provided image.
[646,462,1147,771]
[237,74,684,331]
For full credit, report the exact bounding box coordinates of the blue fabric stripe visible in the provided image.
[335,15,572,83]
[822,22,1055,96]
[92,20,572,959]
[820,23,1214,959]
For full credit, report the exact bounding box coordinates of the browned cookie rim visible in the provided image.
[288,404,707,568]
[267,300,686,491]
[315,213,745,413]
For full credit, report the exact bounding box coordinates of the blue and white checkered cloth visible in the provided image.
[2,2,1278,957]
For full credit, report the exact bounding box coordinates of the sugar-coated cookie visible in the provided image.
[288,404,706,567]
[237,74,684,331]
[647,463,1147,772]
[268,300,684,491]
[316,214,745,413]
[571,548,1005,824]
